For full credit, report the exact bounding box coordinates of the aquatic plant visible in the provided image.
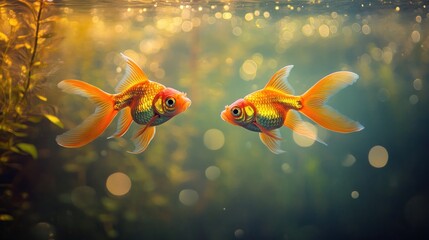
[0,0,61,221]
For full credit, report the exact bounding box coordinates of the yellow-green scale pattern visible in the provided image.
[244,89,302,131]
[113,81,165,125]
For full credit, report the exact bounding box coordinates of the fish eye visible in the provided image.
[165,97,176,109]
[231,107,241,117]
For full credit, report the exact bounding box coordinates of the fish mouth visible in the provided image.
[220,110,227,122]
[184,98,191,109]
[221,106,241,127]
[179,92,191,109]
[220,106,230,122]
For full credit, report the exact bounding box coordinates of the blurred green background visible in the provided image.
[1,1,429,239]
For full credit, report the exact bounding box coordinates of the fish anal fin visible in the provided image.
[108,107,133,139]
[115,53,149,93]
[284,110,327,145]
[259,129,285,154]
[128,125,156,154]
[264,65,295,95]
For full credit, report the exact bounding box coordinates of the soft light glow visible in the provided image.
[302,24,314,36]
[409,95,419,104]
[263,11,270,18]
[370,47,383,61]
[362,24,371,35]
[352,23,361,32]
[382,48,393,64]
[293,122,317,147]
[416,15,422,23]
[33,222,56,239]
[203,129,225,150]
[114,24,124,33]
[234,229,244,238]
[240,59,258,81]
[232,26,242,36]
[205,166,221,180]
[368,145,389,168]
[106,172,132,196]
[244,13,254,21]
[318,24,330,38]
[351,190,359,199]
[413,78,423,90]
[411,30,421,43]
[342,154,356,167]
[179,189,199,206]
[181,20,193,32]
[222,12,232,20]
[281,163,292,173]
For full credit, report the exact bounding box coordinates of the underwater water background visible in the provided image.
[1,0,429,239]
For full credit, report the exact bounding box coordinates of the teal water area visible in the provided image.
[1,1,429,239]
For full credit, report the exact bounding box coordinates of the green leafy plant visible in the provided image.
[0,0,62,221]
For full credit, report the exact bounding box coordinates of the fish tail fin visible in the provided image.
[299,71,364,133]
[56,80,118,148]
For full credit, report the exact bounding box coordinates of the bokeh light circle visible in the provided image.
[293,122,317,147]
[106,172,132,196]
[318,24,330,38]
[281,163,292,173]
[203,128,225,150]
[234,228,244,238]
[413,78,422,91]
[32,222,56,240]
[205,166,221,180]
[368,145,389,168]
[342,154,356,167]
[179,189,199,206]
[240,59,258,81]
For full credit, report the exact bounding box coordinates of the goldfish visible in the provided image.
[56,53,191,153]
[221,65,364,154]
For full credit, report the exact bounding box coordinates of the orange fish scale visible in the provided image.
[113,81,165,125]
[245,89,302,130]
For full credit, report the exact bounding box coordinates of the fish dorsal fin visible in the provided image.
[264,65,295,95]
[115,53,149,93]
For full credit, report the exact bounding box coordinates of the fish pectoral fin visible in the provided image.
[253,122,285,153]
[127,114,159,154]
[128,125,156,154]
[263,65,295,95]
[115,53,150,93]
[259,130,285,154]
[253,122,282,140]
[108,107,133,139]
[284,110,327,145]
